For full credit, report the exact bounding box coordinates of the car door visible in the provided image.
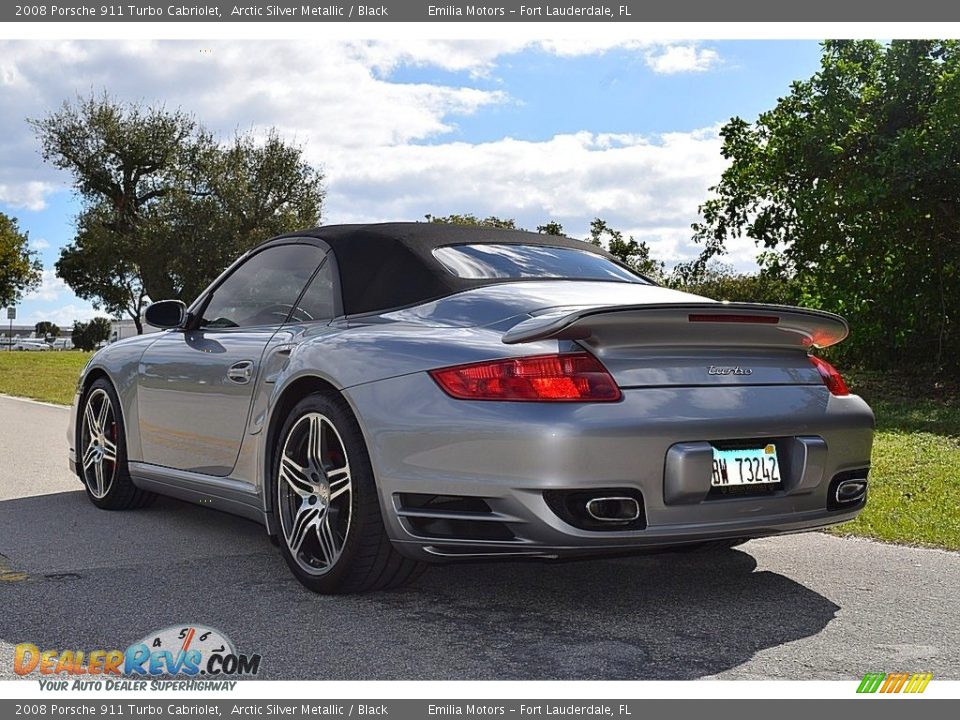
[137,242,326,475]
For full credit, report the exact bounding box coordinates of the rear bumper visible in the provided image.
[346,375,875,561]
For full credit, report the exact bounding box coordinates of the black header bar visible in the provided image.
[5,1,960,22]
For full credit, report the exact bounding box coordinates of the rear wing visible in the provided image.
[501,302,849,350]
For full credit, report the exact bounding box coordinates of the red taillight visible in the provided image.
[809,355,850,396]
[429,353,621,402]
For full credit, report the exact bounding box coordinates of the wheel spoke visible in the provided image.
[100,437,117,463]
[286,503,319,555]
[96,398,110,436]
[280,455,312,498]
[315,513,339,566]
[82,443,98,470]
[319,419,332,468]
[93,460,105,496]
[328,465,351,501]
[84,401,99,435]
[306,415,322,468]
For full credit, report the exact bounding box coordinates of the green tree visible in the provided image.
[56,205,149,333]
[537,221,564,236]
[0,212,42,307]
[692,40,960,370]
[87,316,112,346]
[588,218,664,279]
[32,95,325,331]
[70,322,86,351]
[668,262,802,306]
[425,213,519,229]
[148,131,326,303]
[34,321,61,340]
[71,317,112,351]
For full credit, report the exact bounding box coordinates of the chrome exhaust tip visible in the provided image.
[835,478,868,505]
[543,489,646,531]
[585,496,641,523]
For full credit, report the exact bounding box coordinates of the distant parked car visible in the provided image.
[12,341,50,351]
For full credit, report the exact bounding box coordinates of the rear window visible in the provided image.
[432,244,647,283]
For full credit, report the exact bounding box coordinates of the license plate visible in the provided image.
[711,444,781,487]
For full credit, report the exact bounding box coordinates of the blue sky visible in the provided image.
[0,40,824,328]
[390,41,821,141]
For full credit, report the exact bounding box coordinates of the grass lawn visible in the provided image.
[0,350,92,406]
[0,352,956,550]
[828,371,960,550]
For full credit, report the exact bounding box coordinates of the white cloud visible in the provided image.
[645,45,721,74]
[0,40,727,214]
[537,39,649,57]
[355,39,720,77]
[0,38,739,295]
[25,269,67,302]
[0,40,515,210]
[349,40,528,76]
[30,238,50,250]
[319,125,736,264]
[21,303,98,328]
[0,181,56,211]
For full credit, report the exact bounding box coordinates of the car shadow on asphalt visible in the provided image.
[0,490,839,680]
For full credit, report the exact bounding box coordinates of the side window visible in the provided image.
[201,244,324,328]
[290,260,336,323]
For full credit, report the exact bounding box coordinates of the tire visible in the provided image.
[77,378,156,510]
[272,391,426,594]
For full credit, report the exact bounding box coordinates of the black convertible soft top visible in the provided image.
[274,222,637,316]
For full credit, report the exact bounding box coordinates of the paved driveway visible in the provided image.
[1,394,957,680]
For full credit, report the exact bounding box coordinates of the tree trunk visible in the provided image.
[127,307,144,335]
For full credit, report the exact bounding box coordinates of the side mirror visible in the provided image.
[144,300,186,330]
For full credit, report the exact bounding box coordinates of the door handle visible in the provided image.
[227,360,254,384]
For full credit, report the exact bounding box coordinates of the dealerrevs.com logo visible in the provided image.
[14,625,261,689]
[857,672,933,694]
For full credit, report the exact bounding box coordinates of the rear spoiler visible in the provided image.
[501,302,849,350]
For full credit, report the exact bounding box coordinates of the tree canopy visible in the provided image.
[34,321,61,339]
[71,317,112,351]
[32,94,325,332]
[692,40,960,370]
[56,204,149,332]
[0,212,42,308]
[536,221,564,236]
[425,213,518,229]
[587,218,664,279]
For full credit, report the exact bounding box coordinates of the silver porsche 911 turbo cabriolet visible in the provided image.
[68,223,874,593]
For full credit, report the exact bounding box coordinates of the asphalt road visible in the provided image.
[1,393,958,681]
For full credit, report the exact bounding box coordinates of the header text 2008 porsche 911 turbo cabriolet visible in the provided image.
[69,223,873,593]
